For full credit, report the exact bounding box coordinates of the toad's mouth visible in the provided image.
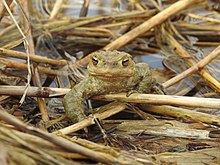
[89,72,133,78]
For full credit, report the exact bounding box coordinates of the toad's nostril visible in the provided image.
[113,62,117,66]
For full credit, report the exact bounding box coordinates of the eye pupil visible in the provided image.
[122,59,129,66]
[92,57,98,65]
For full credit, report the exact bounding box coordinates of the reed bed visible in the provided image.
[0,0,220,164]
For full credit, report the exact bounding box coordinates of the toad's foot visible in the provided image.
[152,82,166,95]
[126,90,138,97]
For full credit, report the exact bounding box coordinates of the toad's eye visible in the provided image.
[92,56,99,66]
[122,58,129,67]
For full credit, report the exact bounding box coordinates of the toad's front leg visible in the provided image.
[134,63,155,94]
[63,89,86,123]
[63,78,102,123]
[63,81,90,123]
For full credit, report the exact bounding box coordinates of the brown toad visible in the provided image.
[63,50,154,122]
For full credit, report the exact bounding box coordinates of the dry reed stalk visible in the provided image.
[49,16,114,33]
[0,108,125,164]
[2,37,24,49]
[20,0,49,122]
[0,85,220,109]
[0,85,69,97]
[79,0,90,17]
[143,105,220,127]
[194,42,220,46]
[49,0,63,20]
[0,24,16,37]
[165,30,220,92]
[41,10,154,30]
[0,57,66,76]
[117,120,210,139]
[97,20,137,28]
[175,23,220,31]
[0,0,12,21]
[0,48,68,65]
[73,27,117,38]
[104,0,204,51]
[163,45,220,88]
[71,137,119,156]
[53,102,127,135]
[3,0,32,105]
[157,148,220,164]
[94,93,220,109]
[76,0,204,66]
[180,31,220,39]
[66,36,110,46]
[186,13,220,24]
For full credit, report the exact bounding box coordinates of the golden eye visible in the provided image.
[122,58,129,66]
[92,56,99,66]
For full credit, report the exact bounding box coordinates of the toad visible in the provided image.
[63,50,154,122]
